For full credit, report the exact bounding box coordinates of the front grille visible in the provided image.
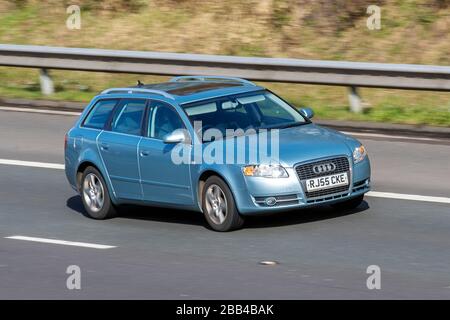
[295,156,349,180]
[295,156,350,199]
[306,192,347,204]
[305,185,349,198]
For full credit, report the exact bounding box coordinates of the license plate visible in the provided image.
[305,172,349,192]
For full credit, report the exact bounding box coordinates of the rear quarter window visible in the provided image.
[83,99,118,129]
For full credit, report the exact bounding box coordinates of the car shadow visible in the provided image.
[244,201,370,229]
[66,196,87,216]
[66,196,369,230]
[66,195,205,227]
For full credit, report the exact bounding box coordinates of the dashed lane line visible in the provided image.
[5,235,116,249]
[0,159,64,170]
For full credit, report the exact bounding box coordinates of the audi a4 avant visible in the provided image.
[65,76,371,231]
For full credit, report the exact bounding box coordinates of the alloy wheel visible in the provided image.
[205,184,228,225]
[82,173,105,213]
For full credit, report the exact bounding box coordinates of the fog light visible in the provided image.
[264,197,277,206]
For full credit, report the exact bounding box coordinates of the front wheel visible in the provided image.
[331,195,364,210]
[80,166,117,219]
[202,176,244,232]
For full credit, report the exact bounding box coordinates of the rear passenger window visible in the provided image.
[83,99,118,129]
[111,99,147,136]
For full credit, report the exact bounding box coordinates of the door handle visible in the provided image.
[100,143,109,151]
[140,150,150,157]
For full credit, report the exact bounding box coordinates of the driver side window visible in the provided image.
[148,101,185,140]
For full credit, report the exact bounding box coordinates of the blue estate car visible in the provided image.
[65,76,371,231]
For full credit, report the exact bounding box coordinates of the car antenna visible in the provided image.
[137,80,144,87]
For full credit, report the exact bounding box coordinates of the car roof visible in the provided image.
[98,78,265,105]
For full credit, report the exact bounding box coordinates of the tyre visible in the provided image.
[331,195,364,210]
[80,166,117,219]
[202,176,244,232]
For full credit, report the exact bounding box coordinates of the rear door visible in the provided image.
[97,99,147,200]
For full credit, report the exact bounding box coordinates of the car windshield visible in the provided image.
[182,91,308,139]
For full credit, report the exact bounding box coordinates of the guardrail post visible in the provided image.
[348,86,363,113]
[39,68,54,95]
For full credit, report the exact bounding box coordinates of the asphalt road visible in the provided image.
[0,110,450,299]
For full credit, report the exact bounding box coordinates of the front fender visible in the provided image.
[193,164,250,213]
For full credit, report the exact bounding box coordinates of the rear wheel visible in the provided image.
[331,195,364,210]
[202,176,244,232]
[80,166,117,219]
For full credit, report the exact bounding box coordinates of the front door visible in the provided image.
[138,100,193,205]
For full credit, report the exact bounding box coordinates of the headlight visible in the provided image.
[353,145,367,163]
[242,164,289,178]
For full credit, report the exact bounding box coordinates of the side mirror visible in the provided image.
[163,130,190,144]
[299,107,314,119]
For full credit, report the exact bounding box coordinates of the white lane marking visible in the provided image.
[0,159,64,170]
[343,131,443,142]
[0,106,81,116]
[1,158,450,205]
[5,236,116,249]
[367,191,450,204]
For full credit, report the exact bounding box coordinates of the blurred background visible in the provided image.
[0,0,449,126]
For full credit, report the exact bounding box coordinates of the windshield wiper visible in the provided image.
[273,122,309,129]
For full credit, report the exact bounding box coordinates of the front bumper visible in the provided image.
[235,155,371,215]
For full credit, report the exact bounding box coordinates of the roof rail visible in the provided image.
[101,88,175,99]
[170,75,256,86]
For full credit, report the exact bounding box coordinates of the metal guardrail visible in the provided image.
[0,44,449,111]
[1,44,450,90]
